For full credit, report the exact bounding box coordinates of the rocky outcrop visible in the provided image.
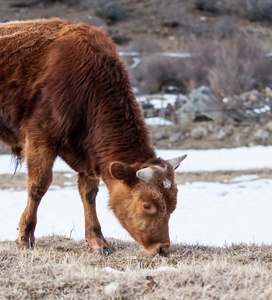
[139,86,272,126]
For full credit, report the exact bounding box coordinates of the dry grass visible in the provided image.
[0,235,272,299]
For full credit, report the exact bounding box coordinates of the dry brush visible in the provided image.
[0,235,272,299]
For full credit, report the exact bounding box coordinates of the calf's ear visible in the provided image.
[109,162,135,185]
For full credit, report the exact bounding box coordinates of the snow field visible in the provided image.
[0,146,271,246]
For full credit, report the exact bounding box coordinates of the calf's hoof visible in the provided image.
[91,247,113,256]
[15,238,34,250]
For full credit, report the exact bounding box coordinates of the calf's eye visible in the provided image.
[143,203,151,210]
[142,202,157,214]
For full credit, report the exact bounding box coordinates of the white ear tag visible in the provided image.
[163,179,171,189]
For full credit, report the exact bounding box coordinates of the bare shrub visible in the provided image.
[132,54,191,94]
[237,0,272,22]
[95,1,126,25]
[209,36,272,97]
[10,0,81,6]
[193,0,221,14]
[215,16,238,38]
[130,37,162,55]
[132,35,272,97]
[211,0,272,22]
[188,38,218,88]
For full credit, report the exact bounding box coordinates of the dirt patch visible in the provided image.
[0,172,78,190]
[1,169,271,191]
[175,168,272,184]
[150,122,272,150]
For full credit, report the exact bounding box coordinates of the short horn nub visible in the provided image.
[136,167,153,182]
[168,154,187,170]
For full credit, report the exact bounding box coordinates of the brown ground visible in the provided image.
[150,122,272,150]
[0,236,271,299]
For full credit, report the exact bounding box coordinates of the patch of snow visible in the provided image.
[156,146,272,172]
[118,52,192,59]
[1,147,272,247]
[161,53,192,58]
[1,146,272,175]
[145,117,174,126]
[170,179,272,246]
[156,266,178,272]
[253,106,271,114]
[131,57,141,69]
[132,86,139,94]
[137,94,178,109]
[102,267,124,273]
[64,173,73,178]
[118,51,139,56]
[0,179,271,246]
[104,282,121,295]
[230,174,259,182]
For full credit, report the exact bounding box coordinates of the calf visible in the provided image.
[0,19,186,255]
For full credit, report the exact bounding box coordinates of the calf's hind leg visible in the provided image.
[78,173,110,255]
[16,138,56,249]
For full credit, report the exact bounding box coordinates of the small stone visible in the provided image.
[264,87,272,98]
[254,129,269,140]
[154,131,163,140]
[170,134,179,143]
[191,126,208,140]
[214,129,226,140]
[265,121,272,132]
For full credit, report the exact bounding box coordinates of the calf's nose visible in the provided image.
[158,243,170,255]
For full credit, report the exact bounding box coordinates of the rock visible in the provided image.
[214,129,226,140]
[191,126,209,140]
[170,133,180,143]
[239,90,265,107]
[223,89,270,124]
[154,131,164,140]
[0,142,10,154]
[175,94,189,109]
[254,129,269,141]
[265,121,272,132]
[175,86,223,124]
[264,87,272,98]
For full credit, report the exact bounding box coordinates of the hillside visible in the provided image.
[0,1,271,150]
[2,0,272,53]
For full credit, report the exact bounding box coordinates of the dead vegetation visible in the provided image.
[0,235,271,299]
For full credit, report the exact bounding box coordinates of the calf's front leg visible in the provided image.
[78,173,110,255]
[16,139,56,249]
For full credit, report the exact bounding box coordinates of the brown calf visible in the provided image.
[0,19,186,256]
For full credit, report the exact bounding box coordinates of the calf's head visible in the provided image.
[107,155,186,256]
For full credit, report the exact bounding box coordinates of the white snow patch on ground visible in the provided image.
[156,146,272,172]
[0,180,271,246]
[0,146,271,246]
[1,146,271,174]
[137,94,177,109]
[144,117,174,126]
[230,174,259,182]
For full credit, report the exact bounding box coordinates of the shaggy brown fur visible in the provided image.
[0,19,181,255]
